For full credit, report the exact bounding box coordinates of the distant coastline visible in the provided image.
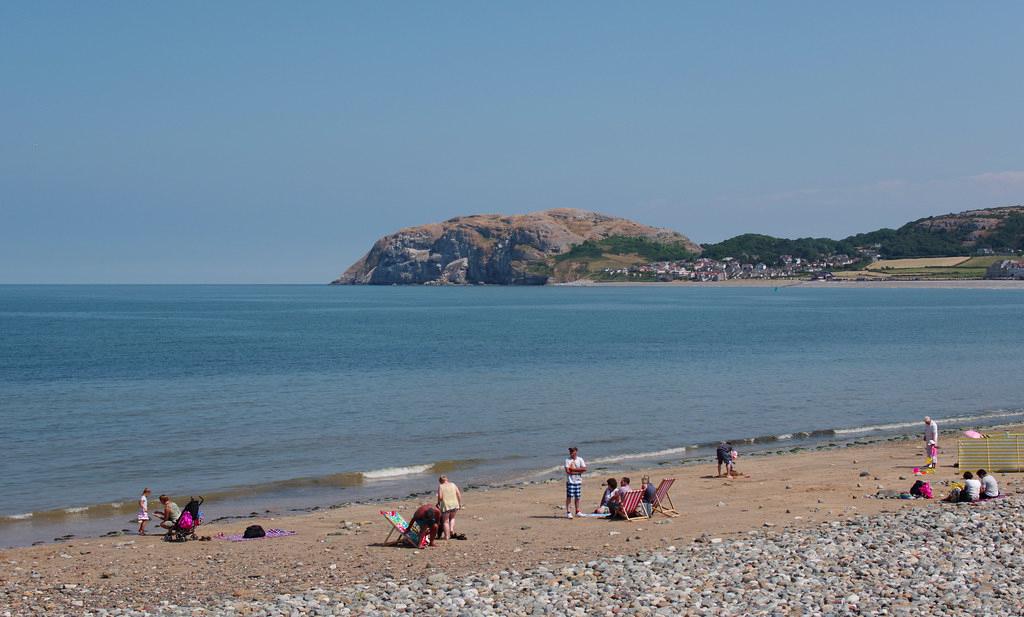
[334,206,1024,286]
[556,279,1024,289]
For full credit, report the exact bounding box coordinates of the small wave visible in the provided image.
[592,447,688,465]
[362,464,433,479]
[834,410,1024,435]
[776,434,793,441]
[5,513,33,520]
[63,507,89,514]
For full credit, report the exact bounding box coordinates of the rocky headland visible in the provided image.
[332,209,699,285]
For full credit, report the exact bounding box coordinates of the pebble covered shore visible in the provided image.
[5,496,1022,617]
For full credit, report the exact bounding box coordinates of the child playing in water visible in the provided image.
[137,488,151,535]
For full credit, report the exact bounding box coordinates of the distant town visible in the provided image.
[599,249,1024,282]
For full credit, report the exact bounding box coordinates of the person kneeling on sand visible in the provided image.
[977,469,999,499]
[154,495,182,531]
[595,478,618,514]
[410,504,441,547]
[959,472,982,503]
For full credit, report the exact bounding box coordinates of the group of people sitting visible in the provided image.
[594,475,657,518]
[946,469,1000,503]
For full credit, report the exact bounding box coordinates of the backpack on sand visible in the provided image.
[243,524,266,539]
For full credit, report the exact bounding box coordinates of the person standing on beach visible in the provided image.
[564,447,587,519]
[923,417,938,468]
[436,475,463,540]
[137,488,151,536]
[716,442,734,479]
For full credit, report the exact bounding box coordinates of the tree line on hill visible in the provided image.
[553,211,1024,267]
[701,212,1024,264]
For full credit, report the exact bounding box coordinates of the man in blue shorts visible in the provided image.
[564,447,587,519]
[717,441,734,479]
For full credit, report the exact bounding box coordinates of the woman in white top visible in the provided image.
[960,471,982,502]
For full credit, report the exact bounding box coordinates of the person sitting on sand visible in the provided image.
[608,477,634,518]
[596,478,618,514]
[640,476,656,517]
[409,504,441,547]
[909,468,933,499]
[977,469,999,499]
[154,495,182,530]
[959,472,982,503]
[436,476,463,540]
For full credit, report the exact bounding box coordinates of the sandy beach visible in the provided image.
[3,429,1016,615]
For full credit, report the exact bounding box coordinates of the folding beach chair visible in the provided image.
[651,479,680,517]
[613,489,645,522]
[380,510,424,548]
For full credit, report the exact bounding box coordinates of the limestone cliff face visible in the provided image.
[332,208,700,285]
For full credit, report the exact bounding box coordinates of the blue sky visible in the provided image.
[2,3,1022,283]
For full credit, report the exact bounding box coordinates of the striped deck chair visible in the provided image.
[380,510,423,548]
[613,489,645,521]
[652,478,680,517]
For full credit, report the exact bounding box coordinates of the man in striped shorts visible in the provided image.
[564,447,587,519]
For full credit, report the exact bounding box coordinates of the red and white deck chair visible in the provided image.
[613,489,646,521]
[651,478,680,517]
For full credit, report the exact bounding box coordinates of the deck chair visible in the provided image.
[651,479,680,517]
[380,510,424,548]
[613,489,645,521]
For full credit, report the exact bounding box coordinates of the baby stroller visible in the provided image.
[164,496,204,542]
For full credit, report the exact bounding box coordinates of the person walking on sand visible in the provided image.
[564,447,587,519]
[923,417,938,468]
[436,475,463,540]
[137,488,151,535]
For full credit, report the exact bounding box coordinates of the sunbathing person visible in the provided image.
[409,504,441,546]
[595,478,618,514]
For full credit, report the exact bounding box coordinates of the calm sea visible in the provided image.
[2,284,1023,546]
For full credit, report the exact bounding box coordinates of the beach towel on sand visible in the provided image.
[216,528,296,542]
[574,512,611,518]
